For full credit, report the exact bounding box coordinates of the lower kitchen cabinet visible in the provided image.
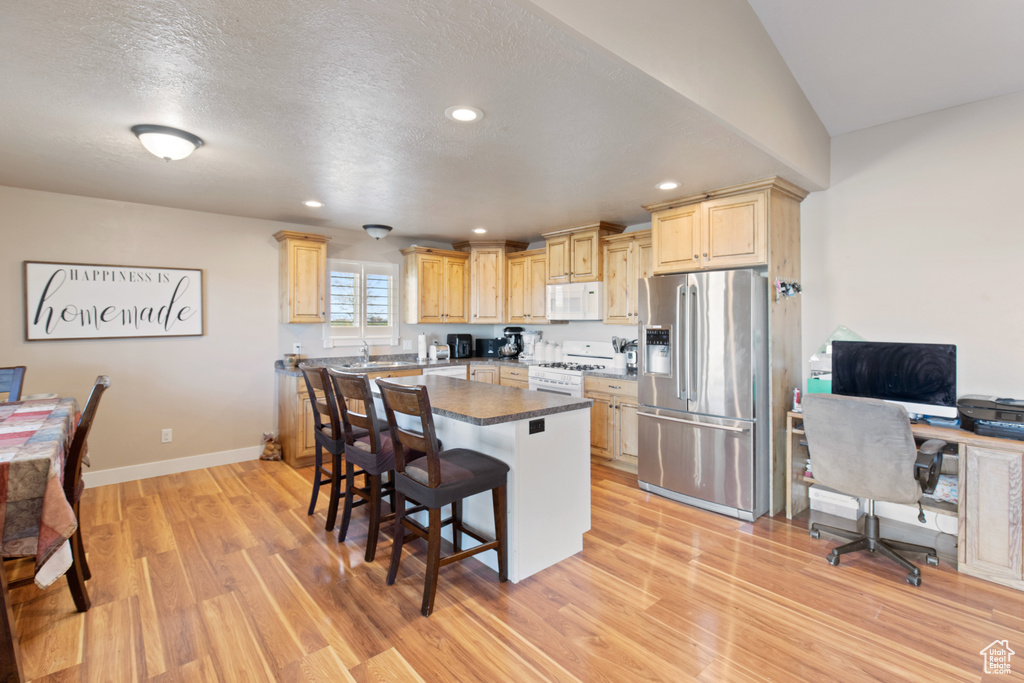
[962,444,1024,588]
[278,368,420,468]
[584,376,638,470]
[499,365,530,389]
[469,364,498,384]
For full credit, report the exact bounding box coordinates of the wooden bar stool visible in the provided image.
[328,369,430,561]
[376,379,509,617]
[299,364,351,531]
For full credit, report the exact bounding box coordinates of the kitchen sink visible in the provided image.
[338,360,418,368]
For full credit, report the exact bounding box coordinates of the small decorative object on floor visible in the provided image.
[260,432,282,460]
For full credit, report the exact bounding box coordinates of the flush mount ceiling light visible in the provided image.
[363,224,393,240]
[445,106,483,122]
[131,124,204,161]
[303,200,323,208]
[473,228,487,234]
[657,181,680,191]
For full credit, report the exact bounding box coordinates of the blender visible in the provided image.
[519,331,542,361]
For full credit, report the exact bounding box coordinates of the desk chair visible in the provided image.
[377,379,508,616]
[0,366,26,402]
[802,394,944,586]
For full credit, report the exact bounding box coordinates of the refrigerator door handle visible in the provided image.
[688,282,698,400]
[678,283,689,401]
[638,411,750,433]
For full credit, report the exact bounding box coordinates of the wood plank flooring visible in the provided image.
[9,459,1024,681]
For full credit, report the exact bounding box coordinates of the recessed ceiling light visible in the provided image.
[445,106,483,122]
[657,181,679,191]
[303,200,323,208]
[473,228,487,234]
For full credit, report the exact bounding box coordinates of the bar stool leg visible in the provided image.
[324,448,343,532]
[493,486,508,583]
[422,507,443,617]
[452,500,463,553]
[365,473,381,562]
[386,492,407,585]
[307,443,324,516]
[338,463,356,542]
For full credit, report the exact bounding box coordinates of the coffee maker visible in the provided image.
[502,326,524,358]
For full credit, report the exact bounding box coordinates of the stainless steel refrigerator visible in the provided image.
[636,269,769,521]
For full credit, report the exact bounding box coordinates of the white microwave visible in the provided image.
[546,282,604,321]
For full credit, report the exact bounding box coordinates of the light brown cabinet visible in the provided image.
[401,247,469,324]
[469,364,498,384]
[273,231,330,323]
[648,188,767,273]
[453,240,527,324]
[543,222,624,284]
[584,376,639,470]
[506,249,549,324]
[963,445,1024,587]
[602,230,653,325]
[499,365,530,390]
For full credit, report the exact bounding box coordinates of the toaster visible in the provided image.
[476,338,502,358]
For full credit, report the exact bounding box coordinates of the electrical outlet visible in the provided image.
[161,428,172,443]
[403,339,412,350]
[293,343,302,354]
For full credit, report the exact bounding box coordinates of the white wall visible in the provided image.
[801,90,1024,396]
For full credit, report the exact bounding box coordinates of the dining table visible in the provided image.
[1,397,80,683]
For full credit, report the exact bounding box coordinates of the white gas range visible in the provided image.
[527,341,615,397]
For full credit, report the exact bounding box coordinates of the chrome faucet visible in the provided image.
[360,341,370,364]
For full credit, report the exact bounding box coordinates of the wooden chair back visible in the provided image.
[328,369,381,451]
[64,376,110,503]
[0,366,26,402]
[299,364,343,440]
[375,380,442,487]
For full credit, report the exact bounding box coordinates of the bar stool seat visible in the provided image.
[377,378,508,617]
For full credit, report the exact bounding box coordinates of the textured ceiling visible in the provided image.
[0,0,806,243]
[747,0,1024,136]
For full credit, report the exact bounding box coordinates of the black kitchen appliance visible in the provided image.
[476,338,503,358]
[502,326,525,359]
[447,333,473,359]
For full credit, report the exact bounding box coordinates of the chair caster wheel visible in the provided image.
[827,552,840,566]
[926,555,939,567]
[809,529,820,539]
[907,573,922,587]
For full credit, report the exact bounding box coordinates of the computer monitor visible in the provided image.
[831,341,958,418]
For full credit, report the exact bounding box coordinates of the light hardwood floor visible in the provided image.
[9,459,1024,681]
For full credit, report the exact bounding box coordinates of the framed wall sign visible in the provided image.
[23,261,205,341]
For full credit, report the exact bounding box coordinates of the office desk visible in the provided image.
[1,397,80,683]
[786,411,1024,591]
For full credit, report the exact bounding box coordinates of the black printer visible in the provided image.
[958,395,1024,440]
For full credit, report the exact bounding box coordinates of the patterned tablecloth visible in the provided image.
[0,398,79,587]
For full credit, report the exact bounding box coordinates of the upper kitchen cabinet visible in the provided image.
[645,178,807,274]
[603,230,653,325]
[273,230,330,323]
[543,221,625,284]
[453,240,527,324]
[506,248,549,325]
[401,247,470,324]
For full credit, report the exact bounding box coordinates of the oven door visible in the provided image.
[528,376,578,397]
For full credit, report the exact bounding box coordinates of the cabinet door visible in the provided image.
[506,257,527,324]
[546,236,571,284]
[526,254,549,323]
[588,392,614,459]
[417,253,445,323]
[300,395,318,458]
[603,240,632,325]
[471,248,503,324]
[652,205,701,274]
[616,398,640,463]
[702,191,767,268]
[964,446,1023,583]
[444,256,469,323]
[635,234,654,282]
[470,366,498,384]
[569,230,601,282]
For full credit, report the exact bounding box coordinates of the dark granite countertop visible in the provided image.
[370,374,592,426]
[275,355,534,377]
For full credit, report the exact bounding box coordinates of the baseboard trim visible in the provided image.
[82,446,262,488]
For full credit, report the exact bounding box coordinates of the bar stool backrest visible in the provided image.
[328,369,383,452]
[299,364,344,442]
[376,380,442,488]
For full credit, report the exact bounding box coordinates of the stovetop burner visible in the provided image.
[537,362,606,371]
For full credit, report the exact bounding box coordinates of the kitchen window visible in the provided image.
[323,259,399,347]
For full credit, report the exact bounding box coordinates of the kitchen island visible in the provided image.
[371,375,591,583]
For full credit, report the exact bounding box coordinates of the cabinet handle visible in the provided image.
[694,254,699,259]
[608,385,621,389]
[703,253,708,257]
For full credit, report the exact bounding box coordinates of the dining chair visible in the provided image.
[4,375,110,612]
[299,364,348,531]
[0,366,26,402]
[376,379,509,616]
